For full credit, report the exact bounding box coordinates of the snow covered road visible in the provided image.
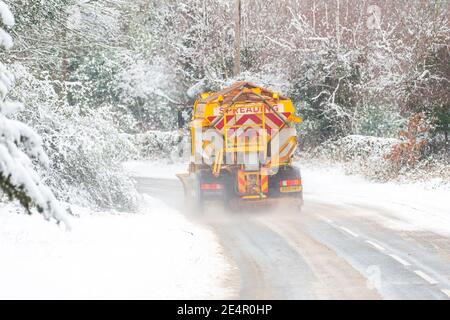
[131,160,450,299]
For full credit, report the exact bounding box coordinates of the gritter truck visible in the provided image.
[177,81,303,212]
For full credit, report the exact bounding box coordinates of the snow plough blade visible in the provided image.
[176,173,191,196]
[176,172,203,215]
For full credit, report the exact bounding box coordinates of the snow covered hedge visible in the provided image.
[9,65,139,211]
[308,135,400,181]
[135,130,188,161]
[306,134,450,186]
[394,152,450,188]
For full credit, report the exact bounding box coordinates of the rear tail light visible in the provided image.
[279,179,302,187]
[201,183,223,190]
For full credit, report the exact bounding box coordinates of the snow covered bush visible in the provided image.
[9,64,139,211]
[47,108,138,211]
[309,135,400,181]
[400,152,450,188]
[385,113,430,170]
[0,1,68,225]
[136,130,187,161]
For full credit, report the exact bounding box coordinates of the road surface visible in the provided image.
[135,177,450,300]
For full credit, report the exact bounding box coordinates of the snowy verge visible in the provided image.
[299,162,450,236]
[306,135,450,185]
[123,160,188,180]
[0,196,233,299]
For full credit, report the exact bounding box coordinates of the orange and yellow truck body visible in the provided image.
[178,82,303,210]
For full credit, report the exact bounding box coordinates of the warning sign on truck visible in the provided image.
[213,104,284,116]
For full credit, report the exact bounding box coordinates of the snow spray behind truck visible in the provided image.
[177,82,303,212]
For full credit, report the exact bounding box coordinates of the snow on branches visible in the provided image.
[0,1,69,227]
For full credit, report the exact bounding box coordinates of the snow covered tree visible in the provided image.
[0,0,447,199]
[117,57,181,131]
[0,1,69,226]
[2,0,139,212]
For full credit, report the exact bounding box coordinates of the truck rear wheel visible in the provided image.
[269,165,303,213]
[186,169,231,216]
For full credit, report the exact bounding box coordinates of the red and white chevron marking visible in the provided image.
[207,112,291,135]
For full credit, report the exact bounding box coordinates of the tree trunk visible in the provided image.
[234,0,241,77]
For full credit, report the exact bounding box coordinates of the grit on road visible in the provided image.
[135,176,450,300]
